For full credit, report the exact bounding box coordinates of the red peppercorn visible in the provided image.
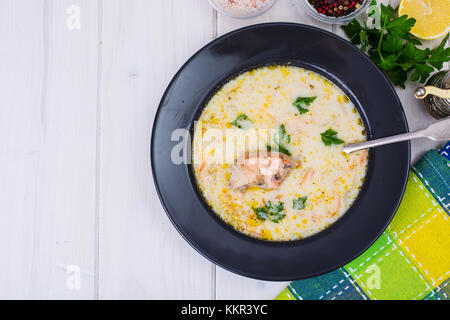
[309,0,364,17]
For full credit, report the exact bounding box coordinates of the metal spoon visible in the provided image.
[343,117,450,154]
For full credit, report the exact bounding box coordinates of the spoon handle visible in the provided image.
[415,86,450,99]
[343,131,425,154]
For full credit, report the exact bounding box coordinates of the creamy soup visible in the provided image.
[193,65,368,241]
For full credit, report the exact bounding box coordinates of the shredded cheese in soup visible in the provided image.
[193,65,368,241]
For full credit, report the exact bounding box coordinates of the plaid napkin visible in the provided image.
[276,142,450,300]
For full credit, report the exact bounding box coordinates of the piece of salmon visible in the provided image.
[229,152,300,191]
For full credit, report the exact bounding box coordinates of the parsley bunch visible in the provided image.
[342,2,450,88]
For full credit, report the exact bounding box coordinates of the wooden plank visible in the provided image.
[0,0,99,299]
[98,0,215,299]
[215,0,332,300]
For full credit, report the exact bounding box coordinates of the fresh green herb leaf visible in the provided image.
[386,15,415,36]
[341,1,450,88]
[270,212,286,223]
[274,124,291,146]
[277,145,292,156]
[378,53,398,71]
[254,207,269,221]
[341,20,363,45]
[293,196,308,210]
[268,144,291,156]
[401,42,424,60]
[266,201,286,223]
[380,3,395,21]
[230,113,252,129]
[428,34,450,70]
[387,67,408,88]
[253,201,286,223]
[268,124,292,156]
[410,63,434,83]
[382,34,403,53]
[293,96,317,114]
[294,104,308,114]
[265,201,284,215]
[321,129,345,146]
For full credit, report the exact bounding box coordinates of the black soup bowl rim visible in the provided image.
[151,22,411,281]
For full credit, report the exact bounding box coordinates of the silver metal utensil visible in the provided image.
[414,86,450,100]
[343,117,450,154]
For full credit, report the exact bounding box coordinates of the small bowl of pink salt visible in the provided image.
[208,0,278,19]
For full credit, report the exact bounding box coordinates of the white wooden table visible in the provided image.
[0,0,446,299]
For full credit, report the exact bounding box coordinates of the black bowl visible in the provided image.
[151,23,410,281]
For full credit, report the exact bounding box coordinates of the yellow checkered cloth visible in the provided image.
[277,144,450,300]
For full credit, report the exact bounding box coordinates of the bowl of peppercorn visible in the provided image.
[299,0,371,24]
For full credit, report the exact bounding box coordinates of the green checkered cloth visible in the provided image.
[276,142,450,300]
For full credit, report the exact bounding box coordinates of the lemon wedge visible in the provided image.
[399,0,450,40]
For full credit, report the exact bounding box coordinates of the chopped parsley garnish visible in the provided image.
[267,144,291,156]
[293,196,308,210]
[293,96,317,114]
[253,201,286,223]
[254,207,269,221]
[230,113,252,129]
[274,124,291,146]
[321,129,345,146]
[267,124,291,156]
